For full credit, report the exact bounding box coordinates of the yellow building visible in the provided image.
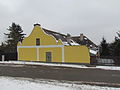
[17,24,90,64]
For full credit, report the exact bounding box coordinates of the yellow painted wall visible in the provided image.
[18,48,37,61]
[18,47,62,62]
[17,25,63,62]
[17,25,63,46]
[64,46,90,63]
[39,47,62,62]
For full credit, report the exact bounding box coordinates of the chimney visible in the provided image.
[80,33,84,41]
[34,23,41,26]
[67,33,71,45]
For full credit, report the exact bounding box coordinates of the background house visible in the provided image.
[72,34,99,56]
[43,28,99,56]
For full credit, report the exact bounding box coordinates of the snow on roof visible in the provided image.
[70,42,79,45]
[62,41,79,46]
[90,49,98,55]
[43,28,81,46]
[62,42,69,45]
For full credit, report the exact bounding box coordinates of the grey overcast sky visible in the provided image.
[0,0,120,45]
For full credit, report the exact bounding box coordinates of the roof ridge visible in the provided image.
[42,28,66,37]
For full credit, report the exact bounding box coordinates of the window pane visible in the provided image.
[36,38,40,45]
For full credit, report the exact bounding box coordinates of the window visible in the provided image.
[36,38,40,45]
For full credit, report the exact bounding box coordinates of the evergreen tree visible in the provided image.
[0,42,6,52]
[100,37,110,56]
[116,31,120,38]
[113,31,120,56]
[109,31,120,56]
[4,23,26,53]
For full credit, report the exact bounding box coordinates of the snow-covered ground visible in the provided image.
[96,66,120,71]
[0,61,120,71]
[0,76,119,90]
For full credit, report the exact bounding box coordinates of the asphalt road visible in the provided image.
[0,64,120,86]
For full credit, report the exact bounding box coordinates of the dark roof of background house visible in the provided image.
[42,28,98,47]
[43,28,67,42]
[72,36,98,47]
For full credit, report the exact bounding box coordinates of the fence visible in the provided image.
[97,58,114,65]
[91,56,120,66]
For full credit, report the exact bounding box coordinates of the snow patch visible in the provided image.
[0,76,119,90]
[96,66,120,71]
[0,61,88,68]
[62,41,79,46]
